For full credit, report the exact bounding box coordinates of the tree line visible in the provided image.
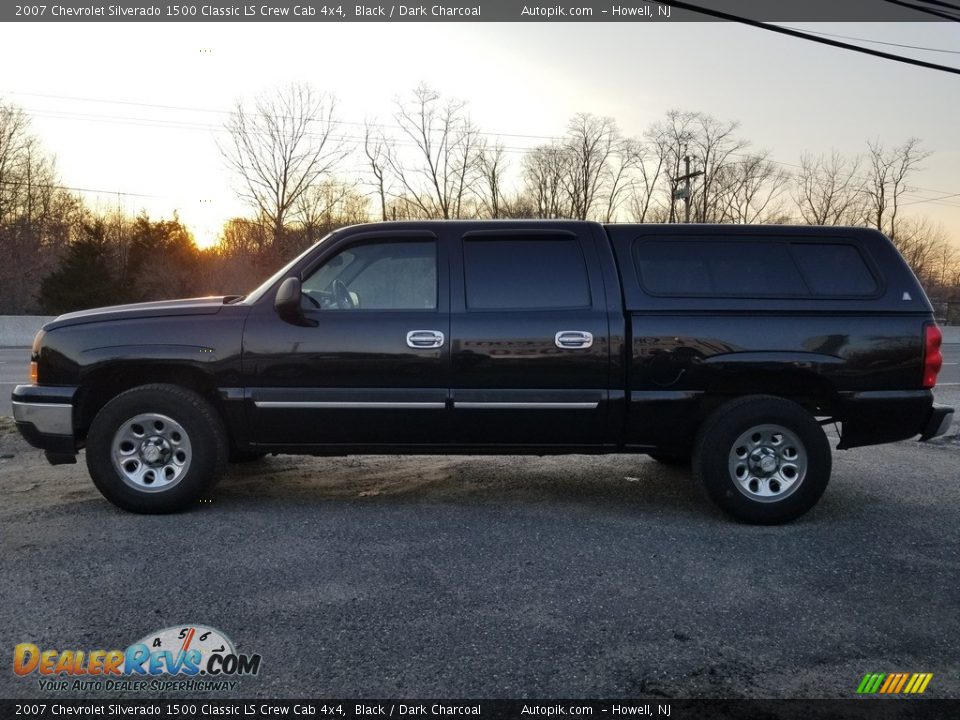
[1,85,959,319]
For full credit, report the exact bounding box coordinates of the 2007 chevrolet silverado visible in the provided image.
[12,222,954,523]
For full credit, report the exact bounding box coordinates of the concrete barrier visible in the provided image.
[0,315,958,346]
[0,315,56,347]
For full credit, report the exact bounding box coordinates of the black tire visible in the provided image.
[85,384,228,514]
[647,450,691,467]
[692,395,831,525]
[229,449,268,463]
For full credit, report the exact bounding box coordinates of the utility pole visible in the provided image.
[673,154,704,223]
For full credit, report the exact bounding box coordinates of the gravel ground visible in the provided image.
[1,405,957,700]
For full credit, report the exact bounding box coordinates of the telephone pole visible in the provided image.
[672,154,704,223]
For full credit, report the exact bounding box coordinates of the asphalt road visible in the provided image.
[0,346,31,417]
[0,379,958,700]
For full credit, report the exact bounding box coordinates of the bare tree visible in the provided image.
[522,144,572,219]
[563,113,623,220]
[890,216,948,285]
[602,138,642,223]
[520,114,636,221]
[688,113,749,223]
[933,240,959,291]
[714,152,791,224]
[220,84,349,252]
[0,103,31,224]
[216,217,270,258]
[647,110,698,222]
[364,120,389,221]
[627,138,667,223]
[477,139,508,219]
[386,84,481,219]
[294,179,368,245]
[0,102,82,313]
[794,151,868,225]
[865,138,929,239]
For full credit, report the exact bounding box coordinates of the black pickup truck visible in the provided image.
[12,221,953,523]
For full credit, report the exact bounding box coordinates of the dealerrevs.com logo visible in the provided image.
[13,625,262,693]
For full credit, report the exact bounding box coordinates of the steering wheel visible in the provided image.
[332,279,356,309]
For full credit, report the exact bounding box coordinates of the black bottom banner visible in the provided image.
[3,699,959,720]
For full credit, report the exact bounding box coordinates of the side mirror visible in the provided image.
[274,277,316,326]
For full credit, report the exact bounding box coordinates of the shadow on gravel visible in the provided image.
[216,453,708,516]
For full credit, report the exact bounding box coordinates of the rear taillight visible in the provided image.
[923,324,943,389]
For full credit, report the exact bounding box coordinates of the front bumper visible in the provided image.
[12,384,79,462]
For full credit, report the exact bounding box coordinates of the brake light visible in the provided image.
[923,324,943,389]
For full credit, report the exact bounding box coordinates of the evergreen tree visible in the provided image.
[39,221,123,314]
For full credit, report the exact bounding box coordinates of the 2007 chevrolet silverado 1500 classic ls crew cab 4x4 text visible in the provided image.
[12,222,954,523]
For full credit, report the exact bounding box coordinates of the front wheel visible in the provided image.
[86,384,228,513]
[693,396,831,524]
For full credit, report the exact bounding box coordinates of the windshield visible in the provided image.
[242,232,335,305]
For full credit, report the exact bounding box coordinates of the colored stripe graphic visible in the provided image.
[857,672,932,694]
[892,673,909,693]
[857,673,885,694]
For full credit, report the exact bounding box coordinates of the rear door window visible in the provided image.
[463,238,591,310]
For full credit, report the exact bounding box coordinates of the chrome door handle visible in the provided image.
[407,330,445,349]
[555,331,593,349]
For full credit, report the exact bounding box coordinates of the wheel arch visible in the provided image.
[76,362,224,440]
[700,369,840,419]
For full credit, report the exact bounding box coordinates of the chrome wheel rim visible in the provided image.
[111,413,192,493]
[727,424,806,502]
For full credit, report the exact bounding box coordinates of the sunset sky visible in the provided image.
[1,21,958,248]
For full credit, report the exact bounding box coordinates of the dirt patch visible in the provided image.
[0,418,692,517]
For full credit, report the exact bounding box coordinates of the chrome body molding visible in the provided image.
[253,401,446,409]
[454,402,599,410]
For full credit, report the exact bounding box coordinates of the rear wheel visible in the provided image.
[693,395,831,524]
[86,384,228,513]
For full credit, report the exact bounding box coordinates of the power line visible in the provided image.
[650,0,960,74]
[0,177,166,199]
[6,93,960,212]
[912,0,960,13]
[4,153,958,215]
[9,104,960,211]
[1,89,569,144]
[9,88,960,199]
[780,26,960,55]
[901,191,960,206]
[30,105,960,210]
[880,0,960,21]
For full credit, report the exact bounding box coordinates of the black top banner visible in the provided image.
[3,0,957,22]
